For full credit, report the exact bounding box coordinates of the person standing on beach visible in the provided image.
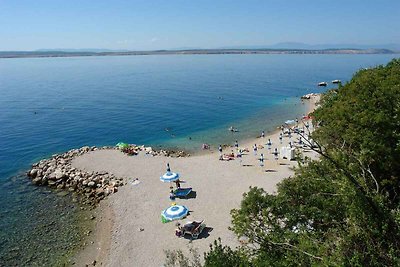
[259,153,264,170]
[218,145,223,160]
[234,140,239,151]
[253,144,258,156]
[175,179,181,189]
[273,148,279,163]
[261,131,265,138]
[167,163,171,173]
[237,149,243,166]
[279,133,283,144]
[169,189,175,200]
[267,138,272,150]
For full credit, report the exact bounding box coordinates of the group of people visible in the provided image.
[217,136,280,169]
[216,117,314,171]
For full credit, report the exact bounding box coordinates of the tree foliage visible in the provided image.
[204,238,249,267]
[212,59,400,266]
[165,59,400,266]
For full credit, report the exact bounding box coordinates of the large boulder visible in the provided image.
[54,169,66,179]
[29,169,38,178]
[32,177,42,185]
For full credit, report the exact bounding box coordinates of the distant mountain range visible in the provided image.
[217,42,400,51]
[0,45,398,59]
[32,43,400,53]
[35,48,130,53]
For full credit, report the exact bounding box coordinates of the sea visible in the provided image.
[0,54,395,265]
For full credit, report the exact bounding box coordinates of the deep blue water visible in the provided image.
[0,54,396,265]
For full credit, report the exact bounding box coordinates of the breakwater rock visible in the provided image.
[27,146,122,205]
[27,145,190,204]
[121,144,190,157]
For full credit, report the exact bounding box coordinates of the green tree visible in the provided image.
[165,59,400,266]
[228,58,400,266]
[204,238,249,267]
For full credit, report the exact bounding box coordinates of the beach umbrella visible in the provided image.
[116,142,129,149]
[160,163,180,182]
[160,172,180,182]
[161,204,189,222]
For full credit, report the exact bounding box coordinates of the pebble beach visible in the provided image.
[39,95,322,266]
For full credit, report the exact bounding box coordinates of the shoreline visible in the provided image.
[71,94,320,266]
[71,200,114,266]
[154,96,311,157]
[1,49,396,59]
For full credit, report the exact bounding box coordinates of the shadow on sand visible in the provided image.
[176,191,197,200]
[184,227,214,241]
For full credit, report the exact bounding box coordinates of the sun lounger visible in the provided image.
[181,220,206,239]
[174,187,192,198]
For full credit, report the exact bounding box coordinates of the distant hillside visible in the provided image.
[218,42,400,51]
[35,48,129,53]
[0,48,397,59]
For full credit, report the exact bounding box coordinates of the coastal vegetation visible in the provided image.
[166,59,400,266]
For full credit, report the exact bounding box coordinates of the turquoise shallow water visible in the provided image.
[0,54,396,265]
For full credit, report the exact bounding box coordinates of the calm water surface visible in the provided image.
[0,54,396,265]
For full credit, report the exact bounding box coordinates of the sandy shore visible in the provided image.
[71,96,319,266]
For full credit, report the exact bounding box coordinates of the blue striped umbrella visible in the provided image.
[161,205,189,221]
[160,171,180,182]
[160,163,180,182]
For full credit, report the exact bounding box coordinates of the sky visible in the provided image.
[0,0,399,51]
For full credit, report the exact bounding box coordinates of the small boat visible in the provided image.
[332,79,341,84]
[318,82,328,86]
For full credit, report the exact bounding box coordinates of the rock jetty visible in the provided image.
[120,144,190,158]
[27,146,122,205]
[27,145,190,204]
